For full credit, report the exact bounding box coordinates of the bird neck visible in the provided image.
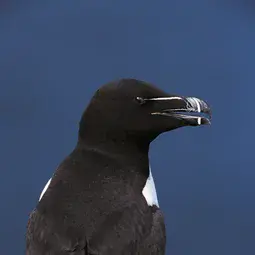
[77,129,150,162]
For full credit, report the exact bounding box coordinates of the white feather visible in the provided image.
[39,178,51,201]
[39,167,160,207]
[142,166,159,207]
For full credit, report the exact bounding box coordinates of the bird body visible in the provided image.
[26,79,211,255]
[27,144,164,254]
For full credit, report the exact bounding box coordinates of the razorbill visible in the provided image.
[26,78,211,255]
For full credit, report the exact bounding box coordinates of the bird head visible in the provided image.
[79,79,211,144]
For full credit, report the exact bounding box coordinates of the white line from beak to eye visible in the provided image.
[145,97,183,101]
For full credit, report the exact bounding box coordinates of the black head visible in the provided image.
[78,79,211,146]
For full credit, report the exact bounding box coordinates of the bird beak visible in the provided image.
[147,96,212,126]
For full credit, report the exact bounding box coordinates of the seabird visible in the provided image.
[26,78,211,255]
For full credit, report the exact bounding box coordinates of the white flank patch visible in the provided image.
[39,178,52,201]
[39,169,160,207]
[142,166,159,207]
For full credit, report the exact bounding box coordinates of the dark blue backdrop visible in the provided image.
[1,1,254,254]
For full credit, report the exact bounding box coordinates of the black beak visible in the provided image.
[148,96,212,126]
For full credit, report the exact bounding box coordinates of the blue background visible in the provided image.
[1,1,254,254]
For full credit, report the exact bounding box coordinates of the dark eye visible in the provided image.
[135,97,146,105]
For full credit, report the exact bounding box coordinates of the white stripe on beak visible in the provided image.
[145,96,207,126]
[186,97,202,125]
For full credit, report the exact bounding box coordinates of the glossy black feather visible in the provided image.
[26,147,166,254]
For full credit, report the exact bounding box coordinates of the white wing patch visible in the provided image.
[142,166,159,207]
[39,178,52,201]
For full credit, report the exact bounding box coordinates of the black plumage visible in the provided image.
[26,79,211,255]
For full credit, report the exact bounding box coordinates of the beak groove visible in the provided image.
[149,96,212,126]
[175,97,212,126]
[186,97,211,116]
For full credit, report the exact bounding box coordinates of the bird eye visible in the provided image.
[135,97,146,105]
